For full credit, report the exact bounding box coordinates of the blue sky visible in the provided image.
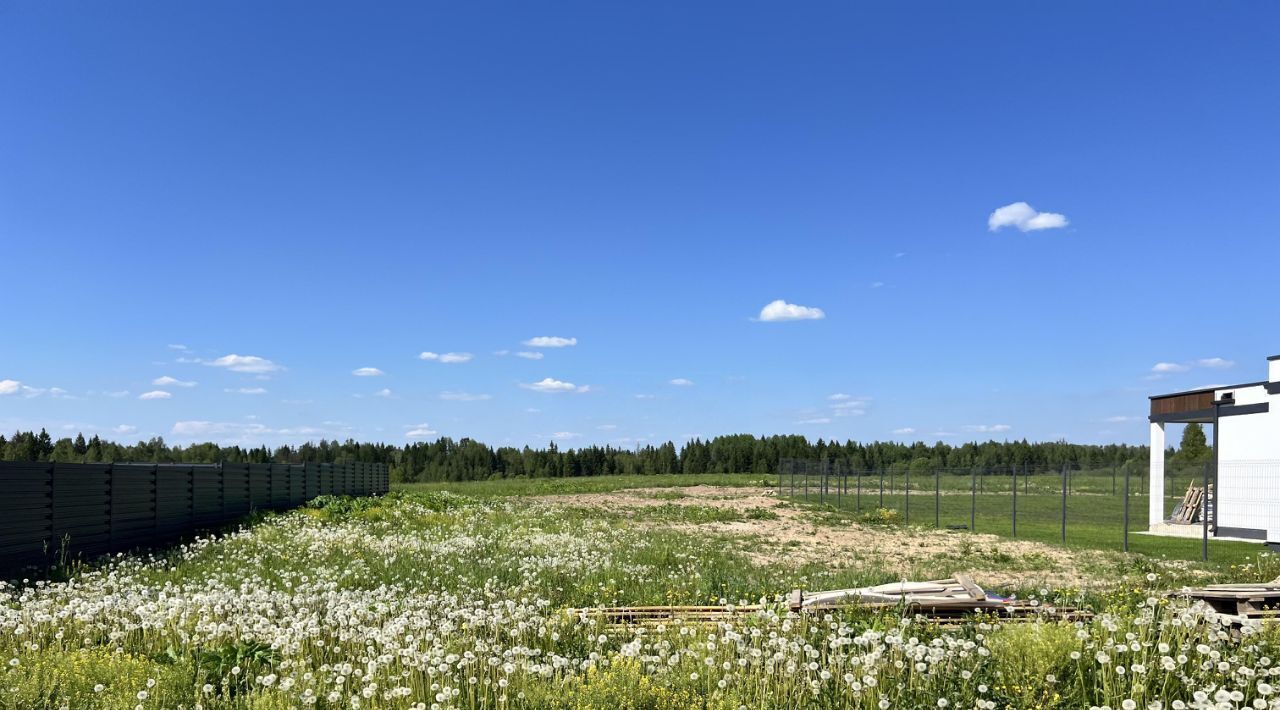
[2,2,1277,449]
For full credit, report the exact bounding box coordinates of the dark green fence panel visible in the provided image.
[0,463,52,570]
[155,465,193,540]
[0,461,387,573]
[248,463,272,510]
[222,463,250,516]
[51,463,112,559]
[111,464,157,550]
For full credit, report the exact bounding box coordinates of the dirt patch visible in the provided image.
[528,485,1138,589]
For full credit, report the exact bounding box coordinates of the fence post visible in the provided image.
[804,463,809,502]
[1123,462,1130,553]
[905,468,910,525]
[934,468,940,528]
[790,462,795,500]
[857,470,862,511]
[1011,464,1018,538]
[970,468,976,531]
[879,469,885,507]
[1112,464,1116,496]
[1061,463,1067,545]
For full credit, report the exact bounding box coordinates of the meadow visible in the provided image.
[1,476,1278,709]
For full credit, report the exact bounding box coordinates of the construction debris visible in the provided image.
[1175,580,1280,624]
[572,575,1089,627]
[1169,482,1213,525]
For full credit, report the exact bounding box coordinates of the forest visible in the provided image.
[1,428,1151,482]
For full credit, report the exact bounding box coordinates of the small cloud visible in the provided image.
[828,393,853,401]
[153,375,197,388]
[1151,362,1191,374]
[669,378,695,386]
[757,299,825,322]
[894,252,906,258]
[634,394,656,400]
[226,387,267,395]
[521,377,589,393]
[988,201,1069,232]
[206,354,283,374]
[405,423,437,438]
[1197,357,1235,369]
[525,408,541,413]
[523,336,577,348]
[139,390,172,400]
[352,367,385,377]
[932,431,957,438]
[964,424,1012,433]
[796,417,831,424]
[167,344,188,351]
[830,397,872,416]
[104,390,131,398]
[418,351,473,364]
[373,388,394,398]
[440,391,492,401]
[892,427,916,435]
[493,350,510,356]
[0,379,23,395]
[597,424,618,430]
[515,351,545,360]
[112,424,138,435]
[1104,415,1139,423]
[870,281,884,289]
[551,431,581,440]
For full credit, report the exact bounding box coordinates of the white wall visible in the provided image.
[1215,384,1280,541]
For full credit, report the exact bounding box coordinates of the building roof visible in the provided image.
[1148,381,1267,400]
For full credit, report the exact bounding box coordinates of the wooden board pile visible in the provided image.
[572,576,1088,627]
[1175,580,1280,623]
[1169,482,1213,524]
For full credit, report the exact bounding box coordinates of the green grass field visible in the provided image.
[399,469,1269,570]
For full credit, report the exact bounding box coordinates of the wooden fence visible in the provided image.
[0,460,388,573]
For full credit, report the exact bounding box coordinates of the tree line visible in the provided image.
[1,428,1151,482]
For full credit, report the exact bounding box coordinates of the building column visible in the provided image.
[1149,422,1165,529]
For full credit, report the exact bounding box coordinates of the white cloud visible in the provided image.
[870,281,884,289]
[418,351,473,364]
[167,344,188,351]
[405,423,437,438]
[1151,362,1191,374]
[104,390,131,398]
[634,394,655,400]
[669,378,695,386]
[988,202,1069,232]
[1105,415,1139,423]
[352,367,385,377]
[0,379,23,395]
[521,377,589,393]
[828,393,853,401]
[597,424,618,430]
[440,391,492,401]
[892,427,917,435]
[138,390,172,400]
[525,408,541,413]
[226,387,267,395]
[206,354,283,374]
[1197,357,1235,369]
[964,424,1012,433]
[523,336,577,348]
[493,350,510,356]
[796,417,831,425]
[932,431,957,438]
[757,299,825,322]
[551,431,581,440]
[112,424,137,435]
[515,351,545,360]
[153,375,197,388]
[373,388,394,398]
[830,397,872,416]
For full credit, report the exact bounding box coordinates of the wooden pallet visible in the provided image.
[1176,581,1280,620]
[571,576,1089,627]
[1170,483,1213,524]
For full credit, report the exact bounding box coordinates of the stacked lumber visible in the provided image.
[1176,580,1280,621]
[572,575,1088,627]
[1169,483,1213,524]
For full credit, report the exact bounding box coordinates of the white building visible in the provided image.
[1149,355,1280,543]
